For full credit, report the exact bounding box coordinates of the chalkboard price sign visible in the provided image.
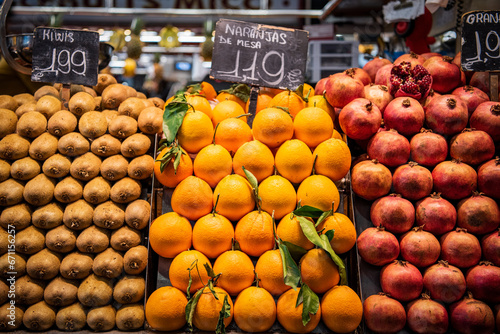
[211,19,309,90]
[461,11,500,72]
[31,27,99,86]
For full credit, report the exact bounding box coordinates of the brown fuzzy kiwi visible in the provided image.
[16,110,47,138]
[116,303,144,330]
[0,203,31,230]
[23,301,56,331]
[70,152,101,181]
[29,132,58,161]
[90,134,121,157]
[54,176,83,203]
[100,155,128,181]
[137,106,163,134]
[0,133,30,160]
[120,133,151,158]
[63,199,94,231]
[0,302,24,330]
[44,276,79,307]
[101,109,118,124]
[68,92,96,117]
[77,273,113,307]
[94,96,103,111]
[60,252,93,280]
[117,97,147,119]
[0,95,18,111]
[148,97,165,108]
[83,176,110,204]
[55,302,87,331]
[47,110,77,137]
[124,85,138,98]
[23,174,56,206]
[0,159,9,182]
[83,86,97,98]
[68,84,85,97]
[123,245,148,275]
[0,252,26,278]
[87,304,116,331]
[0,280,7,304]
[10,156,40,180]
[34,85,59,100]
[15,101,37,118]
[128,155,154,180]
[93,200,125,230]
[113,275,145,304]
[0,229,7,256]
[93,73,118,95]
[57,132,90,157]
[0,178,24,206]
[110,226,141,252]
[0,108,17,139]
[42,153,71,178]
[32,202,63,229]
[76,225,110,253]
[108,115,138,139]
[78,111,108,139]
[45,225,77,253]
[13,92,35,106]
[101,84,129,110]
[92,247,123,279]
[15,275,45,305]
[36,95,62,119]
[136,91,147,99]
[110,177,141,204]
[15,225,45,255]
[26,248,61,280]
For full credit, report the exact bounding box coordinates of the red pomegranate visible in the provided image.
[482,229,500,266]
[324,72,364,108]
[351,159,392,201]
[496,305,500,334]
[392,162,433,201]
[374,64,393,86]
[450,292,495,334]
[400,226,441,268]
[363,293,406,334]
[425,94,468,136]
[478,157,500,199]
[363,84,393,114]
[356,226,400,266]
[416,192,457,235]
[314,77,328,95]
[406,294,449,334]
[344,67,371,86]
[421,52,443,60]
[422,88,441,109]
[423,260,466,303]
[470,101,500,142]
[338,98,382,140]
[366,129,410,167]
[465,261,500,304]
[423,56,462,93]
[383,97,425,137]
[440,228,482,269]
[363,57,392,82]
[470,71,493,94]
[380,260,423,302]
[394,51,425,68]
[449,129,495,166]
[432,160,477,200]
[370,194,415,234]
[451,85,490,116]
[457,192,500,235]
[409,129,448,167]
[389,61,432,100]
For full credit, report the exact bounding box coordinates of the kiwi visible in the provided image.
[10,156,40,180]
[90,134,121,157]
[116,303,144,330]
[136,91,148,99]
[0,159,9,182]
[16,111,47,138]
[0,133,30,160]
[0,203,31,230]
[78,273,113,307]
[121,133,151,158]
[100,155,129,181]
[76,225,110,253]
[32,202,63,229]
[94,96,103,111]
[23,174,56,206]
[44,276,79,307]
[101,109,118,124]
[70,152,101,181]
[0,229,7,256]
[110,177,142,204]
[93,200,125,230]
[0,252,26,278]
[92,247,123,279]
[45,225,77,253]
[0,95,18,111]
[117,97,147,119]
[111,226,142,252]
[78,111,108,138]
[42,153,71,178]
[0,179,24,206]
[34,85,59,100]
[15,226,45,255]
[138,106,163,134]
[83,86,97,97]
[123,245,148,275]
[29,132,58,161]
[36,95,62,119]
[124,85,138,98]
[15,275,45,305]
[13,92,35,106]
[56,302,87,331]
[0,280,7,304]
[57,132,90,157]
[47,110,77,136]
[63,199,94,231]
[113,275,145,305]
[108,115,138,139]
[101,84,130,110]
[148,97,165,108]
[54,176,83,203]
[0,302,24,330]
[60,252,93,280]
[23,301,56,331]
[128,155,154,180]
[68,92,96,117]
[83,176,110,204]
[26,248,61,280]
[0,108,17,138]
[15,101,37,118]
[87,304,116,331]
[93,73,118,95]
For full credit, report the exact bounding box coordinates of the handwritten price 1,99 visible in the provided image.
[37,48,87,76]
[463,30,500,70]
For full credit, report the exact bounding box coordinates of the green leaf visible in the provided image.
[316,208,333,227]
[215,294,231,334]
[293,205,324,219]
[163,93,190,143]
[325,229,335,242]
[282,240,308,264]
[278,239,300,290]
[296,283,320,326]
[204,262,216,279]
[185,288,204,331]
[242,166,258,190]
[186,259,199,299]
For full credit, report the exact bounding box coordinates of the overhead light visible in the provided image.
[178,36,206,43]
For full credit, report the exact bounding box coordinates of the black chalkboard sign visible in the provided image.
[211,19,309,90]
[461,11,500,72]
[31,27,99,86]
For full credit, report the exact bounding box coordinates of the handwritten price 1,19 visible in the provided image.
[36,48,87,76]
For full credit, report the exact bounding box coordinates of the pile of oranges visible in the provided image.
[146,82,362,333]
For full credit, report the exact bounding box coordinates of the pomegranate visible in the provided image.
[363,84,393,114]
[482,229,500,266]
[452,52,473,83]
[449,292,495,334]
[421,52,443,60]
[449,129,495,166]
[394,51,425,68]
[406,294,449,334]
[338,98,382,140]
[466,261,500,304]
[423,56,462,93]
[457,192,500,235]
[422,88,441,109]
[363,57,392,82]
[370,194,415,234]
[351,159,392,201]
[356,226,399,266]
[425,94,468,135]
[389,61,432,100]
[470,71,493,94]
[469,101,500,142]
[363,293,406,334]
[416,192,457,235]
[423,260,466,303]
[478,157,500,199]
[495,304,500,334]
[392,162,433,201]
[374,64,393,86]
[366,129,410,167]
[383,97,425,137]
[432,160,477,200]
[343,67,371,85]
[324,72,364,108]
[314,77,328,95]
[451,85,490,116]
[440,228,482,268]
[380,260,423,302]
[400,226,441,268]
[409,129,448,167]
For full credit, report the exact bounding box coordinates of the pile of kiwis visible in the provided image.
[0,75,163,332]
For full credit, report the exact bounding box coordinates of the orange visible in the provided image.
[308,94,336,122]
[186,94,213,120]
[234,210,275,257]
[232,140,275,183]
[245,92,273,114]
[276,213,314,250]
[270,90,306,118]
[213,250,255,296]
[296,175,340,212]
[193,143,233,188]
[213,174,255,221]
[169,250,212,294]
[252,107,294,149]
[302,83,314,98]
[258,175,296,220]
[145,286,188,331]
[260,86,285,97]
[216,91,247,110]
[214,117,253,155]
[177,110,214,154]
[274,139,314,184]
[255,249,291,296]
[192,212,234,259]
[211,100,246,127]
[171,176,213,221]
[293,107,334,149]
[277,288,321,334]
[313,138,351,182]
[300,248,340,294]
[154,146,193,188]
[321,285,363,333]
[193,286,234,331]
[316,212,356,254]
[149,212,192,258]
[332,128,343,140]
[201,81,217,100]
[234,286,277,332]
